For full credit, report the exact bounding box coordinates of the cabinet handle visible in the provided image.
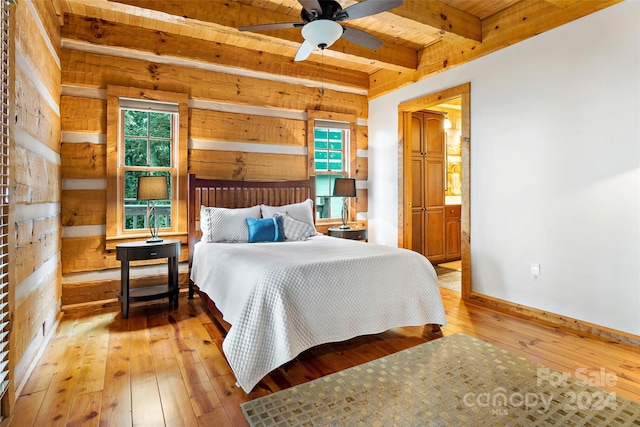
[150,252,157,256]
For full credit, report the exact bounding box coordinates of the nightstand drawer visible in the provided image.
[327,227,368,241]
[116,241,180,261]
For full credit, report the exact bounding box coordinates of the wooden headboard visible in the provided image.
[187,174,315,263]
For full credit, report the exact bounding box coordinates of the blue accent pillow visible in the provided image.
[246,216,285,243]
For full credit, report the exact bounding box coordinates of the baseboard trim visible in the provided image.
[465,292,640,348]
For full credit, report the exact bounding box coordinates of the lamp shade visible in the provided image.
[301,19,343,49]
[137,175,168,201]
[333,178,356,197]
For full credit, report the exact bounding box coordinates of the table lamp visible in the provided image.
[137,175,168,243]
[333,178,356,229]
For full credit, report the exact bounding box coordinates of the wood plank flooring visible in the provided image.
[5,287,640,426]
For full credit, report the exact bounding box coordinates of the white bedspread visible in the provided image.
[190,235,446,392]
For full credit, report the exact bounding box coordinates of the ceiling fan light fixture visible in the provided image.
[301,19,343,50]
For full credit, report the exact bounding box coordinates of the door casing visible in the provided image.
[397,83,471,299]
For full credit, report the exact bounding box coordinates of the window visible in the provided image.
[306,111,357,222]
[313,122,350,219]
[0,0,9,404]
[120,102,176,233]
[106,87,188,248]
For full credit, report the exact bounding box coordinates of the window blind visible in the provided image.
[314,119,350,130]
[119,97,179,113]
[0,0,11,402]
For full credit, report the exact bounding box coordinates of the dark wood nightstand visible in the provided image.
[116,240,181,318]
[327,227,368,242]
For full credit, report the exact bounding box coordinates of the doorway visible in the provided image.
[397,83,470,299]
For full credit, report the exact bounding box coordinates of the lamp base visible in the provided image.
[147,206,162,243]
[339,224,351,229]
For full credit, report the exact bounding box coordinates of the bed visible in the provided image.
[187,174,447,393]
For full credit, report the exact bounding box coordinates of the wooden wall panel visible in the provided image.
[356,189,368,213]
[13,146,60,204]
[61,49,368,118]
[62,235,119,273]
[188,149,308,181]
[62,236,189,274]
[32,0,62,57]
[356,125,368,150]
[12,0,62,407]
[61,190,106,226]
[14,217,60,285]
[60,142,106,179]
[15,2,60,101]
[354,157,368,181]
[190,109,306,146]
[15,66,60,152]
[61,96,106,133]
[14,265,60,365]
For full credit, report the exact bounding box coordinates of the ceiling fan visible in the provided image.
[238,0,404,62]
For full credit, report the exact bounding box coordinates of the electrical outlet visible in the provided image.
[530,263,540,281]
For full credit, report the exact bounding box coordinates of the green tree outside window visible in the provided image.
[122,109,174,230]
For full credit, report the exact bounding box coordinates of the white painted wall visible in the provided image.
[369,1,640,336]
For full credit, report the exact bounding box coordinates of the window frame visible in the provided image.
[120,105,177,233]
[106,86,188,249]
[306,111,357,225]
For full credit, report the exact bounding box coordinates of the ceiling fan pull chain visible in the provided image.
[321,49,325,97]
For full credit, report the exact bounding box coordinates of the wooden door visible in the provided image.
[411,111,445,263]
[411,114,425,255]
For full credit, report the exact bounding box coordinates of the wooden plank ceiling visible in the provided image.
[59,0,620,98]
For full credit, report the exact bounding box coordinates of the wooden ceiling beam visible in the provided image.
[391,0,482,47]
[61,13,370,91]
[543,0,582,8]
[103,0,418,71]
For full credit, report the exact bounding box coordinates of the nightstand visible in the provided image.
[327,227,368,242]
[116,240,181,318]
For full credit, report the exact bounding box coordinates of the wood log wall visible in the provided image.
[12,0,62,401]
[59,15,369,308]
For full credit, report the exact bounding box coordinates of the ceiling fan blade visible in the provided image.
[342,26,384,50]
[294,40,316,61]
[238,22,303,32]
[338,0,403,21]
[298,0,322,18]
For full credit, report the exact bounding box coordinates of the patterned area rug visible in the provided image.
[241,333,640,426]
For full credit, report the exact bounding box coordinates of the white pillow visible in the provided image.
[200,205,261,242]
[273,212,317,241]
[261,199,316,231]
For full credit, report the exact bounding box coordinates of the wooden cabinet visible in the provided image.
[445,205,461,260]
[411,111,446,263]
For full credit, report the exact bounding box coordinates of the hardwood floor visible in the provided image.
[5,288,640,426]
